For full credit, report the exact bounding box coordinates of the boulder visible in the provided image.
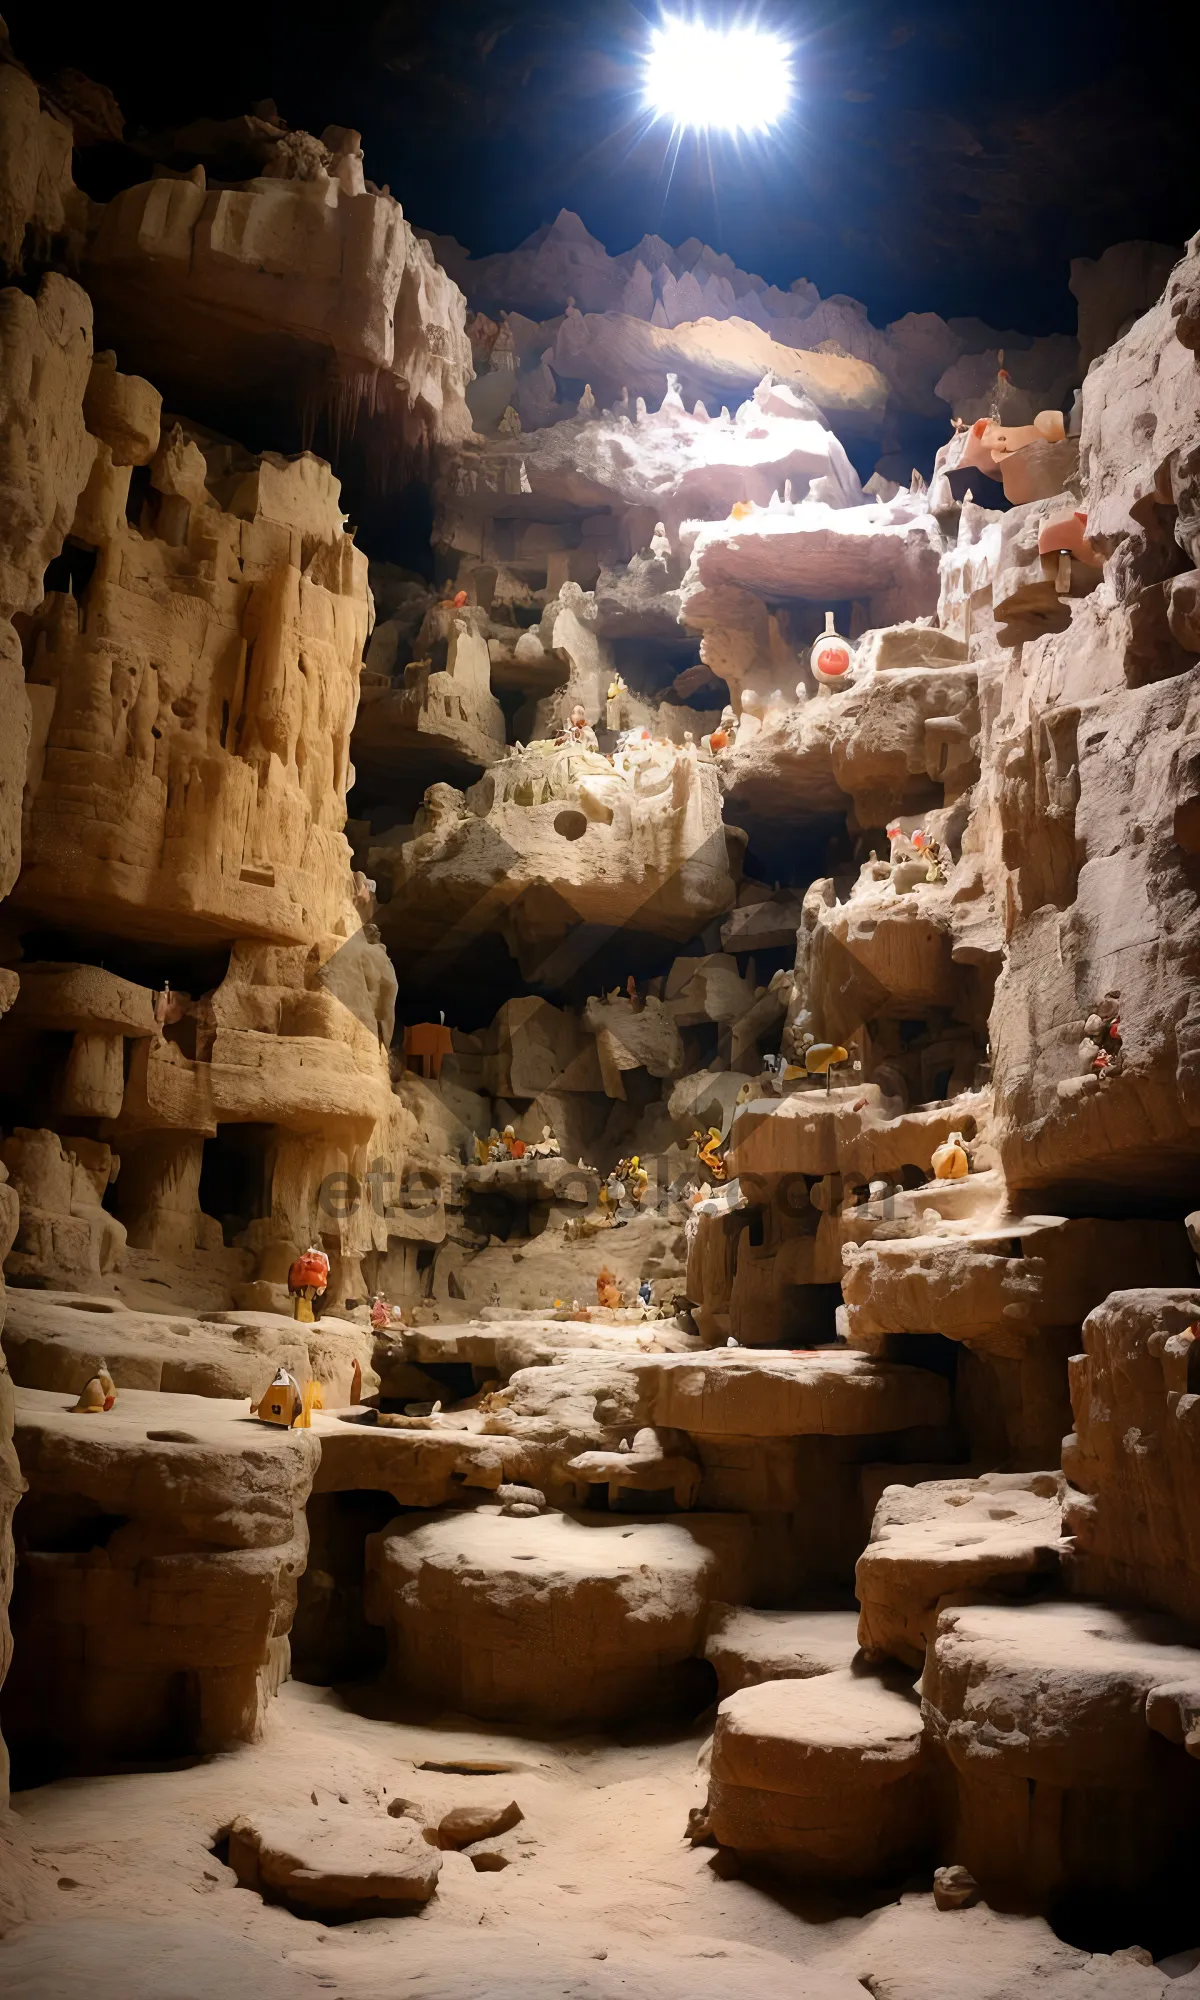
[227,1805,441,1915]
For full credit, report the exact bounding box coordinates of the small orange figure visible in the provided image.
[288,1243,330,1322]
[596,1267,623,1310]
[1037,509,1103,567]
[254,1367,304,1427]
[403,1021,454,1080]
[690,1127,727,1180]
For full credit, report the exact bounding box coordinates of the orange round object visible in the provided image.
[816,645,850,677]
[289,1250,329,1293]
[710,728,729,752]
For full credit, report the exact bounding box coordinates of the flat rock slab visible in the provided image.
[228,1805,441,1914]
[4,1293,373,1405]
[856,1472,1066,1669]
[651,1348,949,1436]
[923,1599,1200,1784]
[704,1605,861,1696]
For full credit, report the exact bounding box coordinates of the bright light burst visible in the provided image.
[643,16,793,135]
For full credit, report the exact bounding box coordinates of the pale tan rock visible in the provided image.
[85,157,471,457]
[3,1291,375,1408]
[932,1861,979,1910]
[482,996,603,1096]
[437,1798,523,1847]
[0,1128,126,1284]
[702,1670,928,1881]
[0,1174,22,1806]
[922,1599,1200,1915]
[856,1472,1065,1669]
[16,428,370,949]
[227,1804,440,1912]
[840,1216,1193,1348]
[0,621,27,903]
[681,497,942,636]
[0,56,85,277]
[0,273,98,901]
[651,1347,948,1437]
[7,1386,316,1775]
[354,606,506,776]
[0,275,96,619]
[81,350,161,465]
[364,1506,750,1724]
[372,740,739,977]
[1063,1287,1200,1626]
[986,233,1200,1199]
[552,310,889,434]
[704,1605,860,1697]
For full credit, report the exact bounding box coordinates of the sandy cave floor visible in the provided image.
[0,1679,1181,2000]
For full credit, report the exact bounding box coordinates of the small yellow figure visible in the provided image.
[607,673,628,702]
[803,1042,849,1093]
[254,1367,304,1427]
[627,1155,650,1203]
[931,1131,970,1180]
[71,1363,117,1413]
[690,1127,727,1180]
[730,500,752,520]
[297,1378,324,1429]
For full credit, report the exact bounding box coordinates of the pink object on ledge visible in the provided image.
[1037,510,1103,567]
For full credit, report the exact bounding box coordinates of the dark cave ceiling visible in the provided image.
[8,0,1195,331]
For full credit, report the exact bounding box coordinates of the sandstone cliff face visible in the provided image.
[0,43,472,473]
[85,158,472,461]
[986,239,1200,1201]
[0,274,97,900]
[17,422,370,948]
[0,1173,22,1806]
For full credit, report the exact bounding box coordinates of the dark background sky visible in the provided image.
[9,0,1195,332]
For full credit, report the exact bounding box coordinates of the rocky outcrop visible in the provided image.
[16,423,370,948]
[0,274,97,902]
[432,208,1077,451]
[0,1162,21,1806]
[856,1472,1065,1669]
[986,230,1200,1203]
[1063,1287,1200,1628]
[370,737,741,979]
[5,1386,317,1780]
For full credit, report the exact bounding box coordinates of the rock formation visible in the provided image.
[1,23,1199,1993]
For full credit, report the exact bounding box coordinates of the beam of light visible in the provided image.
[643,16,793,135]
